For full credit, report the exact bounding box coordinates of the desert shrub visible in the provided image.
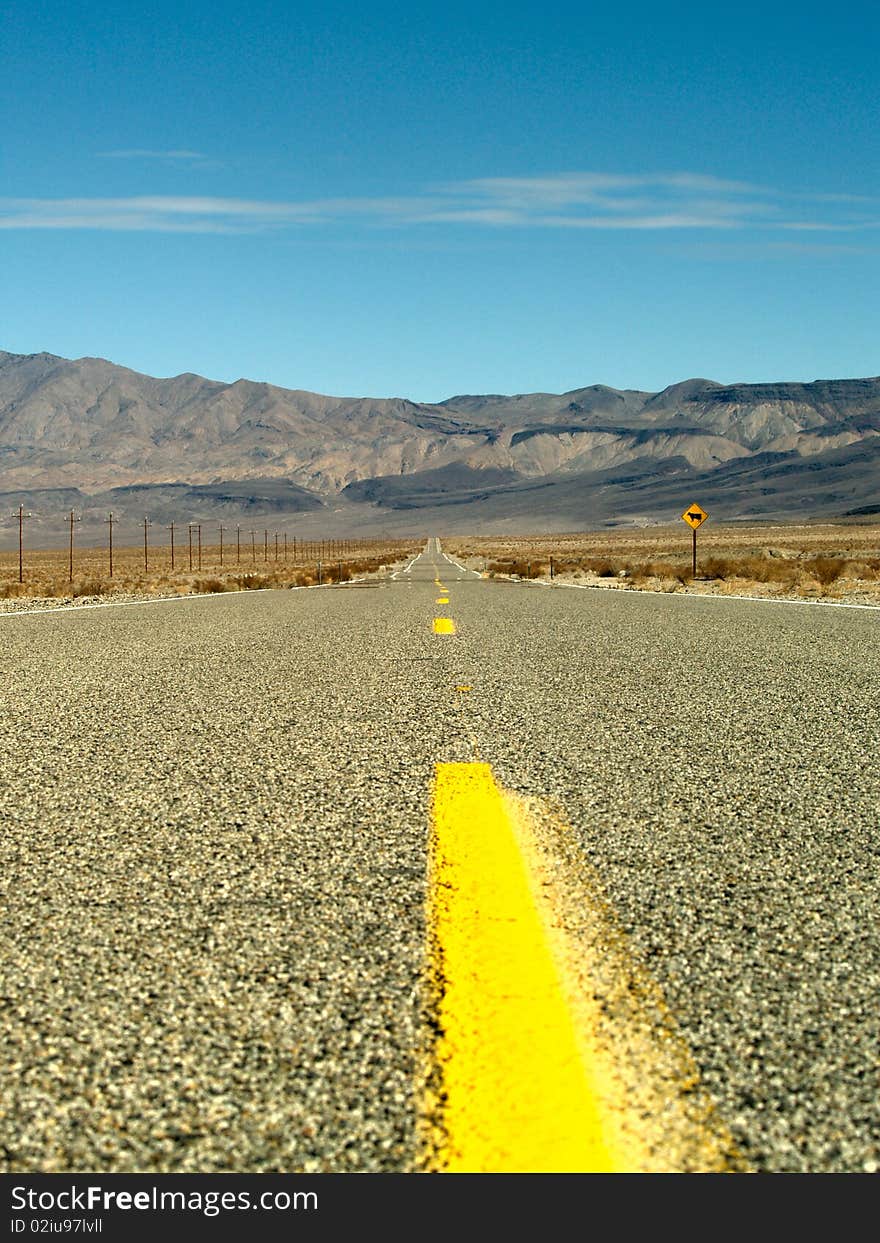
[32,579,71,599]
[0,581,29,599]
[707,556,795,585]
[500,560,546,578]
[750,557,798,584]
[72,579,110,598]
[701,556,730,580]
[230,574,272,590]
[578,557,618,577]
[803,556,846,586]
[318,563,354,584]
[848,559,880,580]
[629,560,690,584]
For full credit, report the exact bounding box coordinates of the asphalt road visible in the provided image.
[0,538,878,1172]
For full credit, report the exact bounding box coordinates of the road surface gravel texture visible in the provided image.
[0,542,877,1173]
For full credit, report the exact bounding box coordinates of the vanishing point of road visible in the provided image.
[1,538,878,1172]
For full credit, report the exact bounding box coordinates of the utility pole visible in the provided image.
[250,530,257,564]
[236,524,241,565]
[264,529,268,563]
[197,523,202,571]
[167,521,175,571]
[188,523,194,572]
[104,512,114,578]
[143,516,152,572]
[218,524,225,568]
[68,510,81,583]
[274,531,279,561]
[283,532,287,562]
[16,505,31,584]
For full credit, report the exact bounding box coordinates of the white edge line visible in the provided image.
[0,582,329,620]
[435,549,481,579]
[527,577,880,613]
[391,556,419,580]
[442,556,481,577]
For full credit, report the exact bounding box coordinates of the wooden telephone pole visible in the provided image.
[68,510,82,583]
[104,512,114,578]
[16,505,31,584]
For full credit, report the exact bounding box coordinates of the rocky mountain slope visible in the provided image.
[1,349,878,541]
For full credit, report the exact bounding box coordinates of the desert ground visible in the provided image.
[442,522,880,607]
[0,536,421,611]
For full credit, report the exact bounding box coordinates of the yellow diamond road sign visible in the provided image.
[682,503,708,529]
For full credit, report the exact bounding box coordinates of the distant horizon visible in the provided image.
[4,344,879,406]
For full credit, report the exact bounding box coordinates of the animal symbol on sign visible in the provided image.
[681,503,708,529]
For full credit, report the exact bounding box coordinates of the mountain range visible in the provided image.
[1,349,878,544]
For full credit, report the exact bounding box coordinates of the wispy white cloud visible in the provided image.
[781,219,880,232]
[0,172,875,236]
[447,171,765,206]
[97,149,212,162]
[535,213,745,230]
[0,196,321,232]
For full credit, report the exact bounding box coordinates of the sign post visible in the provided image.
[681,503,708,576]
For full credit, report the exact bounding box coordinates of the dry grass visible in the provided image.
[0,541,418,601]
[446,523,880,605]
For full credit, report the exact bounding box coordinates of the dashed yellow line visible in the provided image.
[435,597,449,604]
[426,762,618,1172]
[433,618,455,634]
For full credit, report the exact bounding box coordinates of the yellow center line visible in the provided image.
[426,762,617,1172]
[436,597,449,604]
[433,618,456,635]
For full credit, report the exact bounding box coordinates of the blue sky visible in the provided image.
[2,0,877,401]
